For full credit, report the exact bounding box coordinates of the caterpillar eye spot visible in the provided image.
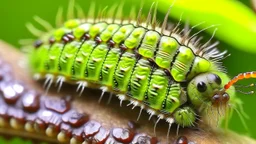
[209,74,222,85]
[197,81,207,92]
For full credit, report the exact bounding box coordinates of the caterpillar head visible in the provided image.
[188,71,256,110]
[187,72,231,109]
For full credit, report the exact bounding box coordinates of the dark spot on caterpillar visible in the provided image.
[119,43,127,51]
[62,35,70,43]
[95,36,102,44]
[62,33,75,43]
[48,37,55,44]
[147,58,156,67]
[164,69,171,77]
[107,39,115,48]
[33,40,43,48]
[83,33,90,40]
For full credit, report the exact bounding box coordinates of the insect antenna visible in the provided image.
[236,89,254,95]
[234,83,255,88]
[223,71,256,91]
[231,85,255,95]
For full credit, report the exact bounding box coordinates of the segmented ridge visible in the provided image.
[30,20,201,128]
[25,1,228,129]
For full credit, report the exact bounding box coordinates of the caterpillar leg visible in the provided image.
[147,109,156,121]
[98,86,108,103]
[76,81,88,96]
[43,74,54,93]
[56,75,65,92]
[166,117,175,143]
[173,107,196,131]
[117,94,126,107]
[137,105,144,121]
[154,114,164,136]
[107,92,113,104]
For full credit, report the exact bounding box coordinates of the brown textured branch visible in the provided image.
[0,40,255,144]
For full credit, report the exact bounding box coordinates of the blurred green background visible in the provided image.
[0,0,256,141]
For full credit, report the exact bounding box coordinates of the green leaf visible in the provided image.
[154,0,256,54]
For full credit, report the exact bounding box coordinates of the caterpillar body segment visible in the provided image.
[27,2,239,132]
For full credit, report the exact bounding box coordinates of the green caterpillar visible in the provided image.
[25,0,254,136]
